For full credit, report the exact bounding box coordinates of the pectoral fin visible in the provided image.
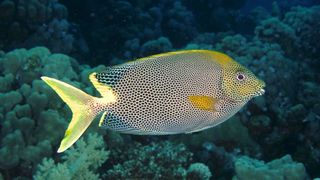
[188,95,217,112]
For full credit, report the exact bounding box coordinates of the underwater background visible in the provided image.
[0,0,319,179]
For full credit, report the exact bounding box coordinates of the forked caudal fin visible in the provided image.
[41,75,117,153]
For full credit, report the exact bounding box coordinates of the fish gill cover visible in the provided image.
[0,0,319,179]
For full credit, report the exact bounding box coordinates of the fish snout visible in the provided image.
[254,80,266,97]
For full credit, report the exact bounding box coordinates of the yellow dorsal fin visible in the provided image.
[89,72,117,101]
[188,95,217,112]
[135,50,212,62]
[134,50,234,65]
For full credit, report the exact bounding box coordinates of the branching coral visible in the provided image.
[34,133,109,180]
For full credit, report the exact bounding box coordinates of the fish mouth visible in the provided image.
[254,88,265,97]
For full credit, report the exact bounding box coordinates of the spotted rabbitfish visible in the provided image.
[42,50,265,152]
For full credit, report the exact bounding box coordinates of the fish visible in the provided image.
[41,50,265,153]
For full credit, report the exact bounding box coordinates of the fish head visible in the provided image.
[221,62,265,102]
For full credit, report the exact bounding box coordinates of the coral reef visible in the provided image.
[174,115,260,154]
[105,141,193,179]
[0,0,67,49]
[177,4,320,178]
[24,19,75,55]
[140,37,173,57]
[0,47,213,179]
[211,25,319,178]
[283,6,320,59]
[184,0,248,32]
[187,163,212,180]
[254,5,320,59]
[233,155,308,180]
[255,17,298,56]
[0,47,106,179]
[34,133,109,180]
[162,1,197,47]
[0,0,87,60]
[61,0,251,65]
[1,1,320,179]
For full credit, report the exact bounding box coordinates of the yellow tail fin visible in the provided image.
[41,77,100,153]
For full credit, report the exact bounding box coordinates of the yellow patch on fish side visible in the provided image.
[188,95,217,112]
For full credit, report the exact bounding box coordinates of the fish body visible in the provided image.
[42,50,265,152]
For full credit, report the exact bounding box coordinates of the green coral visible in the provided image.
[233,155,307,180]
[0,73,14,92]
[0,130,25,169]
[215,34,247,56]
[140,37,173,56]
[34,133,109,180]
[0,90,23,112]
[0,47,106,178]
[255,17,297,56]
[187,163,212,180]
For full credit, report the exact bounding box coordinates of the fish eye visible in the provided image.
[236,73,245,81]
